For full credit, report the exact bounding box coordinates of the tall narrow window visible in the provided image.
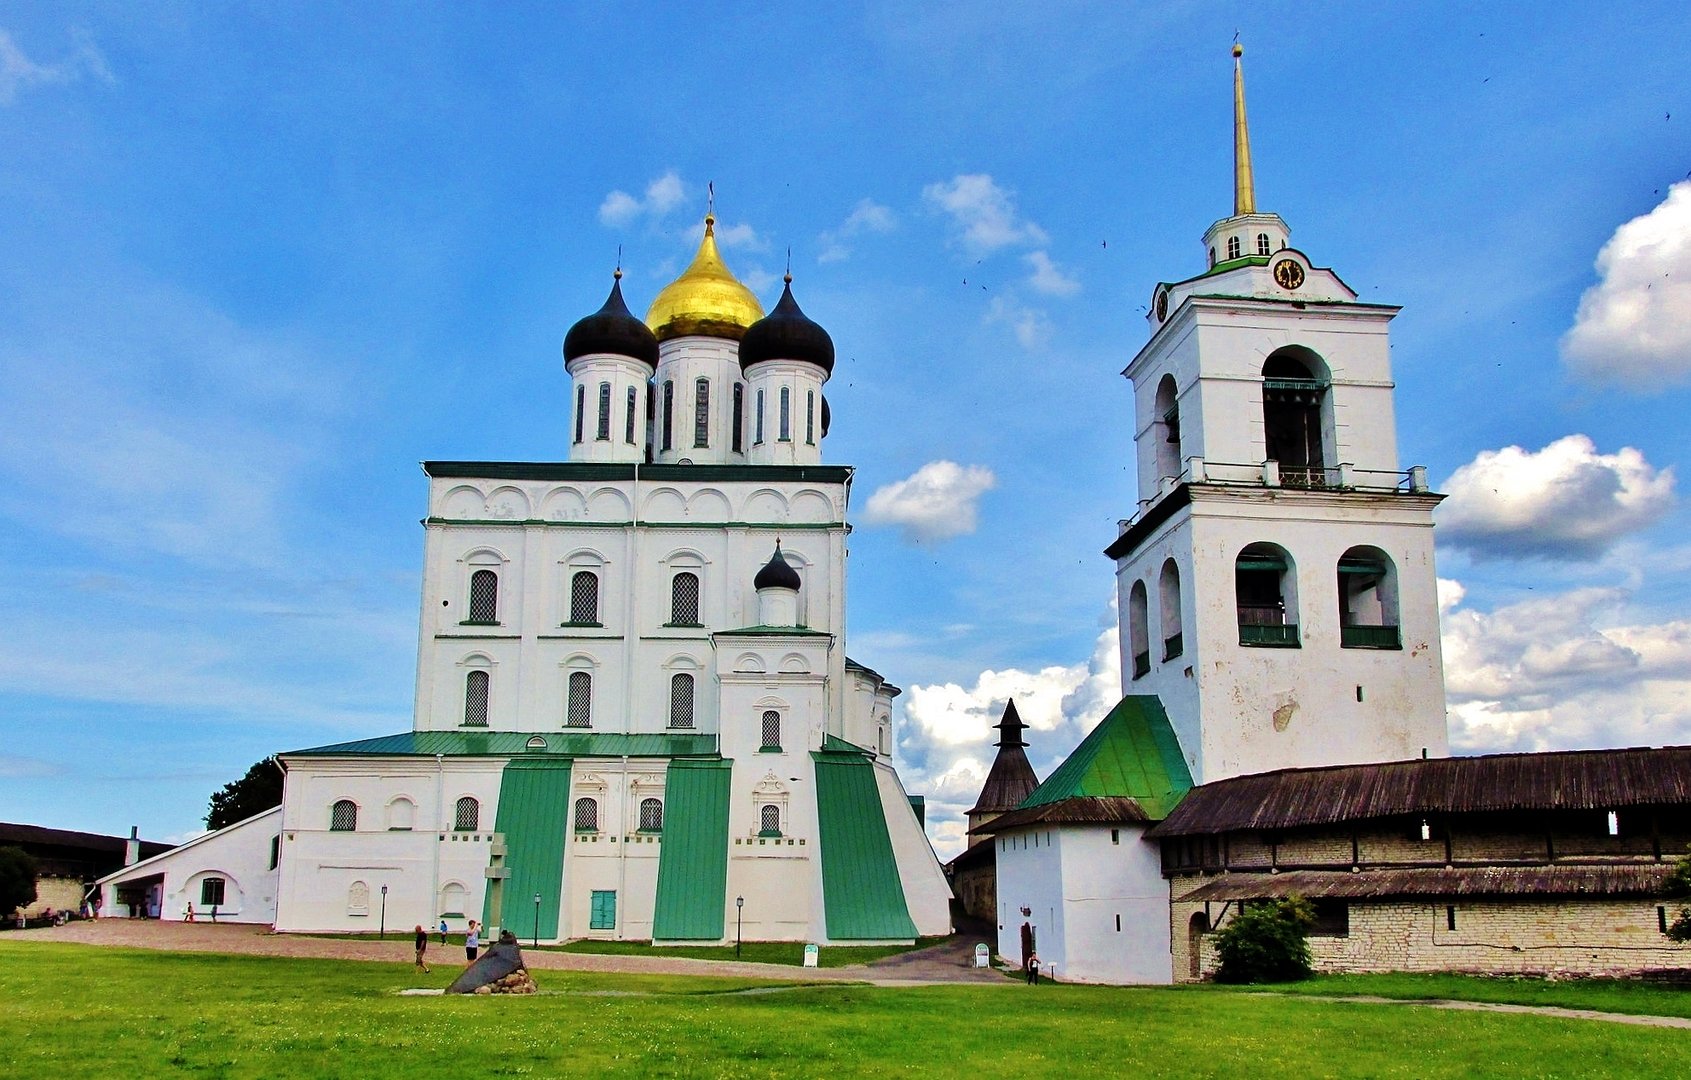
[806,390,816,445]
[269,835,280,870]
[1128,581,1150,679]
[566,671,592,728]
[464,670,490,726]
[1159,559,1184,661]
[596,381,611,440]
[661,380,674,451]
[639,798,663,832]
[1153,375,1181,480]
[760,709,782,750]
[574,797,598,832]
[669,673,695,728]
[779,386,791,441]
[569,570,599,624]
[573,385,585,443]
[625,386,637,444]
[755,388,765,444]
[454,796,480,831]
[732,383,745,453]
[670,572,700,624]
[694,377,710,448]
[759,804,781,836]
[1227,235,1242,259]
[330,799,358,831]
[468,570,498,623]
[1257,232,1271,255]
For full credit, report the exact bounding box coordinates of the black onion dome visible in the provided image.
[753,542,802,591]
[564,275,660,367]
[820,396,831,438]
[739,280,834,374]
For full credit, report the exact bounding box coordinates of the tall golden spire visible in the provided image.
[1232,42,1255,216]
[644,209,765,342]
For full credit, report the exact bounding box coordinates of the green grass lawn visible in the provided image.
[545,935,945,968]
[4,942,1689,1078]
[1219,970,1691,1019]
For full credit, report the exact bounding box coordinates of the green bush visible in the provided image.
[1213,895,1314,984]
[0,846,37,917]
[1664,845,1691,942]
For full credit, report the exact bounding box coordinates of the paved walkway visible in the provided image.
[7,920,1005,987]
[1286,991,1691,1030]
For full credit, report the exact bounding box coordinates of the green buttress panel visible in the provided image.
[812,752,917,941]
[486,758,573,939]
[651,758,732,941]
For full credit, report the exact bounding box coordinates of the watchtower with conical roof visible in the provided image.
[966,701,1040,837]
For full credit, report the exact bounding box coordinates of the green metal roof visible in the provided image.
[486,758,573,939]
[1018,695,1194,820]
[282,730,719,758]
[822,733,872,754]
[651,758,733,941]
[811,750,917,941]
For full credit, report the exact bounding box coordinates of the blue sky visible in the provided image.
[1,4,1687,855]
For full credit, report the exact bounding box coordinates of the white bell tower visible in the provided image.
[1109,45,1450,784]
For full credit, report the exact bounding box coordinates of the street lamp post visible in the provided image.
[533,892,541,948]
[735,895,744,959]
[379,884,389,939]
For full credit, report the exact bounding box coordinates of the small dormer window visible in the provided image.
[1227,235,1241,260]
[1257,232,1271,255]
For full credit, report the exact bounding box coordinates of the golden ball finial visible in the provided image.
[613,267,623,280]
[1232,42,1243,58]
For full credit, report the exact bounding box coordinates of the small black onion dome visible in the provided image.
[753,542,802,591]
[820,396,831,438]
[564,273,659,367]
[739,278,834,374]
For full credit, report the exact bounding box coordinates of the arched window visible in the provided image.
[755,388,766,444]
[661,380,674,451]
[779,386,791,441]
[1159,559,1184,661]
[806,390,816,445]
[1153,374,1181,480]
[625,386,637,444]
[1128,581,1151,679]
[455,796,480,831]
[596,381,612,440]
[1236,543,1299,647]
[1338,546,1402,649]
[1227,235,1241,260]
[732,383,745,453]
[574,797,599,832]
[759,804,781,836]
[669,673,695,728]
[464,670,490,726]
[1262,348,1330,487]
[200,877,226,907]
[1257,232,1271,255]
[468,569,498,623]
[694,377,711,448]
[330,799,358,831]
[574,384,585,444]
[566,671,592,728]
[639,798,663,832]
[569,570,599,624]
[671,572,700,624]
[760,709,782,750]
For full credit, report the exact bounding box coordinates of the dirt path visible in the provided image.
[1284,991,1691,1030]
[6,920,1004,987]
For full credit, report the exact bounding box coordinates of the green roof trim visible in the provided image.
[1017,695,1194,820]
[424,461,853,485]
[713,626,833,638]
[652,758,733,941]
[486,758,573,939]
[811,751,917,941]
[282,730,719,758]
[822,733,872,754]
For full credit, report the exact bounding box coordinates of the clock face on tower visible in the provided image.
[1273,258,1305,291]
[1155,288,1168,322]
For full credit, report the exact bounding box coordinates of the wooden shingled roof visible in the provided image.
[967,701,1041,816]
[1149,746,1691,838]
[1177,864,1675,901]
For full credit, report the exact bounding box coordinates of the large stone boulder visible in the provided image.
[446,931,538,995]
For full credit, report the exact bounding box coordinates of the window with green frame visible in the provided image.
[589,890,617,930]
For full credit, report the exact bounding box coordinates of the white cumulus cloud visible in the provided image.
[1024,251,1079,296]
[0,28,112,105]
[861,461,996,544]
[1562,181,1691,387]
[1438,435,1674,559]
[922,173,1048,255]
[985,294,1050,349]
[598,171,688,227]
[818,199,897,263]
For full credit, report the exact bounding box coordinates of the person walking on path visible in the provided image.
[465,920,480,963]
[1026,953,1040,985]
[413,924,431,973]
[439,917,448,945]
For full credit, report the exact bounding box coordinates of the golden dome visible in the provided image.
[645,216,765,341]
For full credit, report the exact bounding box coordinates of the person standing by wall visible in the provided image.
[465,920,479,963]
[413,925,431,973]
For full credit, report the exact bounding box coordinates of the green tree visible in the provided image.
[1663,845,1691,942]
[206,757,284,830]
[0,845,38,916]
[1213,895,1315,983]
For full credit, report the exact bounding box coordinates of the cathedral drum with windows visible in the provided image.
[272,216,950,944]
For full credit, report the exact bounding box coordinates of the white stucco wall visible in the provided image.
[994,827,1065,973]
[874,759,954,937]
[98,807,282,925]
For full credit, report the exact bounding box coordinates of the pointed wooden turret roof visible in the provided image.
[967,701,1041,816]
